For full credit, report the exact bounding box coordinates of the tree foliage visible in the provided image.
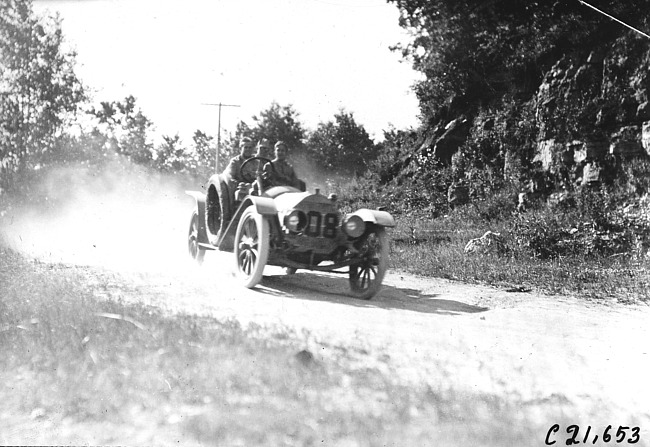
[389,0,648,121]
[153,134,186,173]
[306,110,376,174]
[0,0,84,190]
[231,102,306,154]
[375,0,650,209]
[89,95,154,165]
[187,130,216,177]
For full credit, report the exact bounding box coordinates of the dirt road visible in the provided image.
[103,249,650,440]
[4,223,650,443]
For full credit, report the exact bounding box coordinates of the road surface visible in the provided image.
[102,250,650,436]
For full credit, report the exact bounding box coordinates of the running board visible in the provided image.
[198,242,217,251]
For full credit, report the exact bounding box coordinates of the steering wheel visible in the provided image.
[239,156,274,184]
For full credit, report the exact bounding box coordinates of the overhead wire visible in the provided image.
[577,0,650,40]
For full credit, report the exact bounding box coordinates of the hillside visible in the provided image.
[381,0,650,190]
[331,1,650,292]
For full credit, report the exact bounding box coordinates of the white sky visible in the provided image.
[33,0,422,143]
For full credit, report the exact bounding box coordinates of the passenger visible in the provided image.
[222,137,255,184]
[262,141,301,189]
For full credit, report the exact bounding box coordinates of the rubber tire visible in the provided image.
[234,206,270,288]
[285,267,298,275]
[348,227,389,300]
[206,180,232,244]
[188,210,206,265]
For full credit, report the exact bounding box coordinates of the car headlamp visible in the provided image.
[343,215,365,238]
[284,210,307,233]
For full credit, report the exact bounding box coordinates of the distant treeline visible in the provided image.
[0,0,390,193]
[5,0,650,207]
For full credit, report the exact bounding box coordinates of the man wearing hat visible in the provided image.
[262,141,301,189]
[223,136,255,184]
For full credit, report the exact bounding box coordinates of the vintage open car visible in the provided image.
[186,156,395,299]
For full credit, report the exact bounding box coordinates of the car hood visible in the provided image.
[271,190,336,214]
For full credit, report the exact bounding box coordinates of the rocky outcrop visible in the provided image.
[572,139,608,163]
[610,126,645,157]
[419,117,471,164]
[531,43,650,180]
[464,231,506,255]
[643,122,650,155]
[408,34,650,196]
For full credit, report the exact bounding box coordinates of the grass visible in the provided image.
[387,208,650,303]
[0,244,553,445]
[329,175,650,303]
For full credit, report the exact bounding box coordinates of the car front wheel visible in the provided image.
[188,210,205,265]
[234,206,270,288]
[349,226,388,300]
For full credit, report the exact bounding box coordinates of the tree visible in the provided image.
[383,0,650,184]
[233,102,306,154]
[186,129,216,177]
[388,0,641,121]
[0,0,85,191]
[89,95,154,165]
[154,134,187,173]
[306,110,376,174]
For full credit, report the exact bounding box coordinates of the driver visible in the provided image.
[262,141,301,189]
[255,138,273,159]
[222,137,255,185]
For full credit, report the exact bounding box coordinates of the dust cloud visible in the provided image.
[0,160,203,273]
[0,153,358,274]
[291,153,353,195]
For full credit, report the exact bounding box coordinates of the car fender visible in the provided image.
[241,196,277,216]
[186,190,206,204]
[185,190,210,244]
[217,196,279,252]
[349,208,395,228]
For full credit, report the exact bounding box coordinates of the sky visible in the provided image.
[33,0,423,143]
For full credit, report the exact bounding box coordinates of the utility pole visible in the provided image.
[201,102,241,172]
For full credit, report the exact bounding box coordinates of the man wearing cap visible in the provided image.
[262,141,301,189]
[223,137,255,184]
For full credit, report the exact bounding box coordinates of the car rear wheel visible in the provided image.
[349,226,388,300]
[188,210,205,265]
[234,206,270,288]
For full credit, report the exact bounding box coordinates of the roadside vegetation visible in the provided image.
[347,0,650,302]
[333,157,650,303]
[1,245,547,445]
